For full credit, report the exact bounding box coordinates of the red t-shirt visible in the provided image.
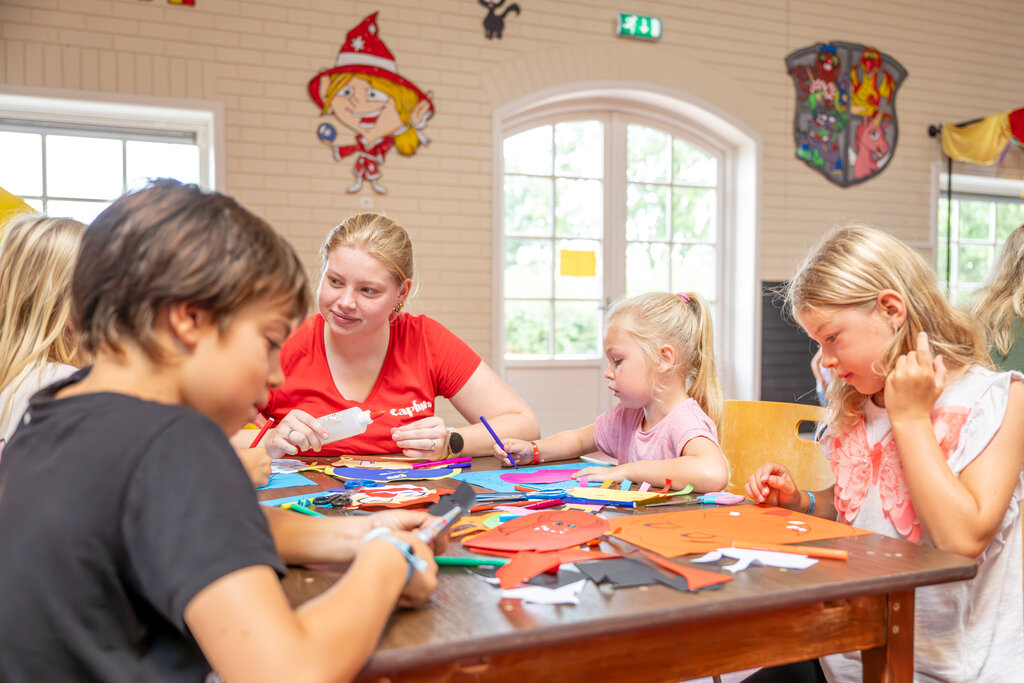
[262,313,481,456]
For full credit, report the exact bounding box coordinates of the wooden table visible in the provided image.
[260,458,977,682]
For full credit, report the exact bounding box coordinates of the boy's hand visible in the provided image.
[745,462,801,509]
[885,331,946,423]
[266,409,327,457]
[492,438,532,467]
[236,447,271,488]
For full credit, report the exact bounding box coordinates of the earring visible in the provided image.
[394,300,404,313]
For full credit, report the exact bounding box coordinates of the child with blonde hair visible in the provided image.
[494,292,729,492]
[0,215,87,447]
[972,222,1024,371]
[744,225,1024,682]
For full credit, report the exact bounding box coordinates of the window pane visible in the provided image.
[937,198,950,242]
[673,138,717,186]
[25,198,43,212]
[626,125,670,183]
[672,187,716,241]
[957,244,991,284]
[554,300,601,357]
[936,241,950,285]
[957,200,991,240]
[504,300,550,356]
[0,131,43,196]
[504,175,552,236]
[47,135,123,200]
[504,126,552,176]
[555,178,602,238]
[126,141,200,192]
[555,238,601,299]
[504,238,552,297]
[626,241,670,296]
[995,202,1024,241]
[555,121,603,179]
[626,183,669,241]
[671,243,716,300]
[46,199,110,224]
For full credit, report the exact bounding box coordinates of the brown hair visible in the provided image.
[0,214,88,428]
[73,179,310,360]
[605,291,723,429]
[319,212,414,288]
[972,222,1024,356]
[787,224,988,433]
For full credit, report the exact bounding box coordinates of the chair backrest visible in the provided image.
[720,400,834,495]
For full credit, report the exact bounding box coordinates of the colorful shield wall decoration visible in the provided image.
[785,42,907,187]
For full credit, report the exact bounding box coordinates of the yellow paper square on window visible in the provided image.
[559,249,597,277]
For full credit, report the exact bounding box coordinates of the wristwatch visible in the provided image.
[446,429,464,456]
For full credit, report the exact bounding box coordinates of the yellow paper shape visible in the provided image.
[565,486,665,503]
[559,249,596,277]
[0,185,34,235]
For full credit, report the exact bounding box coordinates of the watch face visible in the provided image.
[448,431,464,454]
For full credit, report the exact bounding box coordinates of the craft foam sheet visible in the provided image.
[257,472,316,490]
[325,466,462,482]
[452,463,608,493]
[609,504,871,558]
[463,509,609,553]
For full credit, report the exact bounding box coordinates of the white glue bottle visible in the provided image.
[318,407,380,444]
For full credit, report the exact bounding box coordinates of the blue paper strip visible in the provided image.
[257,472,316,491]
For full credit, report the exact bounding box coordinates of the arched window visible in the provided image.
[494,88,758,434]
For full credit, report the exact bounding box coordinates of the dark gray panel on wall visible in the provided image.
[761,281,817,405]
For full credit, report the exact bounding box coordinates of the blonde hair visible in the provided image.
[322,72,424,155]
[787,224,988,434]
[604,291,723,429]
[320,213,414,289]
[972,223,1024,356]
[0,214,88,428]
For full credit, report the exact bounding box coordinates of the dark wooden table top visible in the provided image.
[260,456,978,679]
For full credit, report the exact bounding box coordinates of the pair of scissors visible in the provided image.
[313,492,352,507]
[646,492,746,508]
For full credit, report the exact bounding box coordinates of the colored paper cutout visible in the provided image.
[349,485,451,509]
[257,472,316,490]
[452,463,608,493]
[562,486,667,504]
[692,548,818,572]
[559,249,597,277]
[260,493,322,507]
[325,466,461,482]
[575,558,694,592]
[502,580,587,605]
[496,548,621,588]
[271,459,310,474]
[609,505,870,558]
[464,509,609,553]
[500,468,582,484]
[331,457,416,469]
[638,551,732,590]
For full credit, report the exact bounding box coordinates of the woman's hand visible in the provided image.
[491,438,533,467]
[391,416,449,458]
[265,409,328,458]
[744,461,801,509]
[885,331,946,424]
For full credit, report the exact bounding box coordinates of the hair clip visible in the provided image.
[676,292,691,303]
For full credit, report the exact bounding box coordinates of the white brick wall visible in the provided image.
[2,0,1024,424]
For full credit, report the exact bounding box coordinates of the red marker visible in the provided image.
[249,417,275,448]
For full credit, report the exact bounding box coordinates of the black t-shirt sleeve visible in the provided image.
[120,412,285,630]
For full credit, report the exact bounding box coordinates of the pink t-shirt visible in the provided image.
[593,398,719,464]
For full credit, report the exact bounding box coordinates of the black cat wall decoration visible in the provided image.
[480,0,520,39]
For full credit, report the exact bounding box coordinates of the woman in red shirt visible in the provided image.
[256,213,538,459]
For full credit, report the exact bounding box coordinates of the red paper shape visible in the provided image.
[610,505,870,558]
[500,468,581,484]
[464,509,609,553]
[496,548,622,588]
[639,551,732,590]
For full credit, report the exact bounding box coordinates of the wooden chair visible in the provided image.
[720,400,834,496]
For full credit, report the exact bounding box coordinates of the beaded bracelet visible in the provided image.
[527,441,540,465]
[804,490,816,516]
[363,527,428,585]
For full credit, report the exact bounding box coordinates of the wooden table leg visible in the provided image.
[861,589,914,682]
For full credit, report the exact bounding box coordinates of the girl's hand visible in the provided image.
[745,462,801,508]
[385,530,439,608]
[885,331,947,423]
[266,409,328,458]
[358,509,449,555]
[392,416,448,459]
[492,438,533,467]
[573,465,621,482]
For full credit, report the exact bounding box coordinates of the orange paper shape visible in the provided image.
[639,551,732,590]
[610,505,870,558]
[464,509,609,553]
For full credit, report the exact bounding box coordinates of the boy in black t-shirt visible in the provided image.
[0,180,439,682]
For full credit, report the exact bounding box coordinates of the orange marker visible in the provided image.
[732,540,849,561]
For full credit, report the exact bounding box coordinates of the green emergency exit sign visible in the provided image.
[617,13,662,40]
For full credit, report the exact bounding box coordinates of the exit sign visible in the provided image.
[617,13,662,40]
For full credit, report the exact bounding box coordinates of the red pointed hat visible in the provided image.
[308,13,433,114]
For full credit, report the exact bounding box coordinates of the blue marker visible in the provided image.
[479,415,517,469]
